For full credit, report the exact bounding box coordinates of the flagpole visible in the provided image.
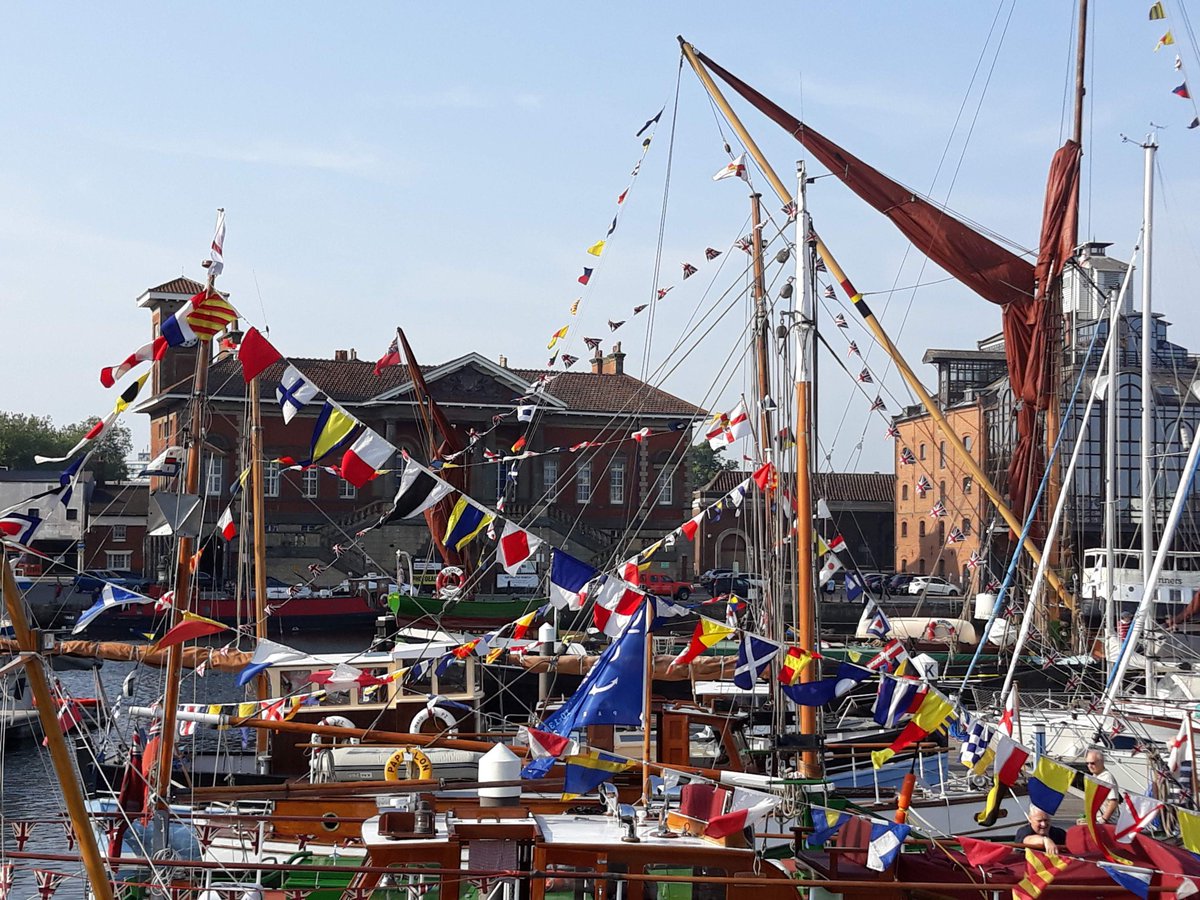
[2,552,114,898]
[250,375,271,765]
[677,36,1072,607]
[642,598,654,804]
[155,216,219,806]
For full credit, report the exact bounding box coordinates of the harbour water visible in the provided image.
[1,632,368,898]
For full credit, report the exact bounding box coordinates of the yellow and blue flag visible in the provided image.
[308,402,357,463]
[1027,756,1075,815]
[806,806,851,848]
[562,749,634,800]
[443,496,493,551]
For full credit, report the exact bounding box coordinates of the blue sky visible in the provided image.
[1,3,1197,475]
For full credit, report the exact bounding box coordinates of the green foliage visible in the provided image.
[0,411,131,483]
[688,441,736,488]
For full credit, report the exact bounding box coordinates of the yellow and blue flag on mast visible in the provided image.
[443,496,493,551]
[561,749,634,800]
[308,402,357,463]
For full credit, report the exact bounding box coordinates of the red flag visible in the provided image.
[752,462,775,490]
[152,616,227,651]
[498,521,542,574]
[237,326,283,383]
[959,836,1019,868]
[374,336,401,376]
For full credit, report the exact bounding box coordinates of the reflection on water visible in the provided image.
[1,633,369,898]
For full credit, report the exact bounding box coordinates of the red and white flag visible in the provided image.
[990,732,1030,786]
[497,521,543,575]
[998,687,1018,736]
[1115,792,1164,842]
[712,153,748,182]
[217,506,237,541]
[703,788,781,838]
[591,577,647,637]
[631,427,651,442]
[34,870,63,900]
[706,402,751,449]
[518,725,576,760]
[340,429,397,488]
[1169,719,1192,773]
[100,338,166,388]
[681,511,705,541]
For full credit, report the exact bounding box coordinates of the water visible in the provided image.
[1,632,367,898]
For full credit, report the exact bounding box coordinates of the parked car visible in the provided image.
[640,572,697,601]
[705,574,764,602]
[108,569,153,591]
[888,573,915,594]
[907,576,960,597]
[73,570,126,594]
[698,568,735,587]
[862,573,889,594]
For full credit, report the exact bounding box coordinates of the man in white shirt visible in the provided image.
[1085,748,1121,823]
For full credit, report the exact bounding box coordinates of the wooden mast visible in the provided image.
[2,552,114,898]
[677,37,1072,604]
[155,227,219,803]
[251,375,270,761]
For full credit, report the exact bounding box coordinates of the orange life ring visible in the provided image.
[435,566,464,599]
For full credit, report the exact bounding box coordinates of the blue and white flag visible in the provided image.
[548,549,597,611]
[236,639,309,686]
[866,601,892,640]
[73,584,154,633]
[781,662,872,707]
[866,822,910,871]
[1100,865,1152,900]
[734,632,781,690]
[959,717,991,769]
[845,571,865,604]
[872,677,923,727]
[275,365,319,426]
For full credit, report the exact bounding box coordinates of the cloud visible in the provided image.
[141,136,386,177]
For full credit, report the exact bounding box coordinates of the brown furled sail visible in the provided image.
[695,48,1080,522]
[396,328,469,569]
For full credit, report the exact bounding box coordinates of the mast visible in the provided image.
[251,375,270,763]
[2,552,114,898]
[792,162,819,778]
[641,597,654,802]
[155,220,220,803]
[677,38,1073,603]
[749,193,776,635]
[1140,134,1157,684]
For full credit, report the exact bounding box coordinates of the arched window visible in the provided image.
[938,521,945,544]
[963,434,973,452]
[963,518,972,535]
[963,476,973,495]
[901,521,908,538]
[940,480,946,499]
[939,441,946,469]
[919,520,926,538]
[919,443,927,460]
[918,558,927,574]
[902,484,909,501]
[901,558,908,572]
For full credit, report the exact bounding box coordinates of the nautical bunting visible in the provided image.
[276,365,319,424]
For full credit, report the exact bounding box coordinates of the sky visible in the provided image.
[1,2,1197,476]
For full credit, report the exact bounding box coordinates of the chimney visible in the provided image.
[334,349,349,361]
[602,341,625,376]
[590,348,604,374]
[498,354,508,368]
[349,348,358,361]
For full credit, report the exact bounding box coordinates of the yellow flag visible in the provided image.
[587,240,606,257]
[237,702,257,718]
[485,646,505,664]
[570,298,581,315]
[974,774,1008,826]
[547,326,569,349]
[114,372,150,414]
[1156,30,1175,50]
[182,611,226,629]
[1180,809,1200,855]
[311,404,357,461]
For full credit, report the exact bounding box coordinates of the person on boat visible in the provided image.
[1084,748,1121,822]
[1014,805,1067,854]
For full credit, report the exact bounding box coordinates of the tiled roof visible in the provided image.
[89,482,149,516]
[200,356,703,417]
[147,276,206,295]
[703,469,895,503]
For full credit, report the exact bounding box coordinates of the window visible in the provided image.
[338,478,357,500]
[263,461,281,498]
[542,458,560,499]
[940,480,946,500]
[610,458,625,504]
[112,524,127,543]
[901,485,909,501]
[900,558,908,572]
[963,434,973,452]
[901,522,908,538]
[656,467,673,506]
[919,443,927,460]
[204,456,225,496]
[106,551,132,570]
[576,462,591,503]
[938,521,945,544]
[65,508,78,521]
[939,441,946,469]
[919,558,927,574]
[963,518,972,536]
[963,476,973,495]
[26,508,40,519]
[919,520,926,537]
[302,467,320,498]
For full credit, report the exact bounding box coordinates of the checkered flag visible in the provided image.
[959,718,991,769]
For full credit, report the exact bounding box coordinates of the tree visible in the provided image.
[688,441,737,488]
[0,411,131,483]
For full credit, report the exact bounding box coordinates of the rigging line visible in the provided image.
[640,53,684,383]
[1057,2,1078,148]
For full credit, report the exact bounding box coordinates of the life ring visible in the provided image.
[383,746,434,782]
[408,705,458,736]
[310,715,360,750]
[924,619,958,642]
[435,566,464,600]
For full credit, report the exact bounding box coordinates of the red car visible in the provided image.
[639,572,697,601]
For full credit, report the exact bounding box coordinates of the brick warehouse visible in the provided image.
[133,277,705,590]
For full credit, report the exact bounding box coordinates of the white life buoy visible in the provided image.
[383,746,434,781]
[408,705,458,736]
[309,715,359,751]
[435,566,464,600]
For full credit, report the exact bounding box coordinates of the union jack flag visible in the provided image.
[886,424,900,440]
[967,550,981,571]
[170,886,195,900]
[340,887,373,900]
[0,863,12,900]
[607,320,624,332]
[946,527,965,544]
[824,285,836,299]
[781,200,798,220]
[870,396,886,412]
[62,820,76,850]
[297,833,312,851]
[632,304,648,315]
[583,336,601,351]
[929,502,946,518]
[1064,673,1083,692]
[736,237,753,253]
[834,312,848,327]
[847,341,859,357]
[34,870,63,900]
[705,247,722,261]
[561,354,578,368]
[285,891,311,900]
[900,448,916,465]
[656,287,673,300]
[814,257,827,272]
[10,820,34,850]
[682,263,698,279]
[916,476,932,496]
[857,368,873,383]
[1042,653,1059,670]
[194,823,220,852]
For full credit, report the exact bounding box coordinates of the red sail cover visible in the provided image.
[698,50,1080,521]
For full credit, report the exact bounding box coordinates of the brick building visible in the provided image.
[83,482,148,574]
[134,277,705,589]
